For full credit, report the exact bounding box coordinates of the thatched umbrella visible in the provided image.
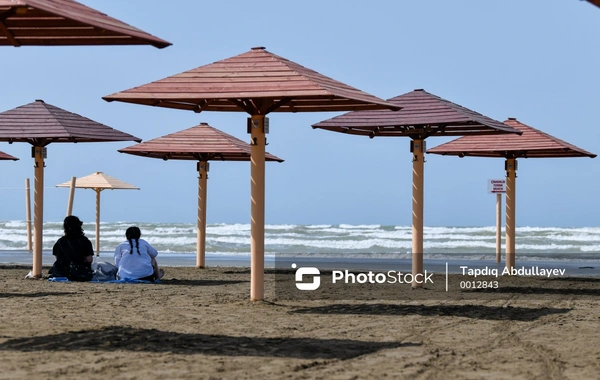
[0,100,140,277]
[56,172,139,256]
[103,46,400,300]
[0,0,170,48]
[0,150,17,160]
[427,117,596,270]
[312,89,521,287]
[119,122,283,268]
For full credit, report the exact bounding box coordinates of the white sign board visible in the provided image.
[488,179,506,194]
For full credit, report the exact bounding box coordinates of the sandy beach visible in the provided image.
[0,264,599,379]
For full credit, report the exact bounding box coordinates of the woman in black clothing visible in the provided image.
[48,215,94,280]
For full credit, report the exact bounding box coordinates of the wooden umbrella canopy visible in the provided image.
[120,122,284,269]
[312,89,521,288]
[0,0,171,48]
[56,172,139,256]
[0,150,17,160]
[427,117,596,270]
[587,0,600,8]
[104,46,400,301]
[0,99,141,277]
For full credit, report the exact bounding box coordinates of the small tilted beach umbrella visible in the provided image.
[103,46,400,300]
[119,122,284,268]
[56,172,139,256]
[0,150,18,160]
[427,118,596,270]
[312,89,521,287]
[0,100,141,277]
[0,0,170,48]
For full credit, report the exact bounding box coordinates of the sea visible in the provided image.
[1,221,599,270]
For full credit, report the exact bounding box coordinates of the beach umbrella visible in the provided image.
[0,150,18,160]
[312,89,521,287]
[0,99,141,277]
[0,0,170,48]
[427,117,596,270]
[56,172,139,256]
[103,46,400,300]
[119,122,284,268]
[587,0,600,8]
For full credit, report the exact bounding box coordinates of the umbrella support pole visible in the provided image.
[66,176,76,216]
[505,158,517,271]
[250,115,266,301]
[197,161,208,268]
[95,188,101,256]
[32,147,45,278]
[25,178,32,252]
[411,139,425,288]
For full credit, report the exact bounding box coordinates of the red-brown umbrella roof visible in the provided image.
[0,150,18,160]
[587,0,600,8]
[427,118,596,158]
[312,89,520,137]
[119,123,284,162]
[0,0,170,48]
[0,99,141,146]
[103,46,401,114]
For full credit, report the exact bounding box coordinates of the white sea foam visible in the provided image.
[0,221,599,259]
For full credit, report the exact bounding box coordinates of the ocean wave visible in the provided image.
[0,221,598,258]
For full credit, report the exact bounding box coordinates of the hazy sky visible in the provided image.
[0,0,598,227]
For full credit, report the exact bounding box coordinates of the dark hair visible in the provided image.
[126,226,141,255]
[63,215,84,238]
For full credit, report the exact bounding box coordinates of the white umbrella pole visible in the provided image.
[25,178,32,251]
[505,158,517,271]
[66,176,76,216]
[32,147,45,277]
[197,161,208,268]
[95,188,101,256]
[411,139,425,288]
[250,115,266,301]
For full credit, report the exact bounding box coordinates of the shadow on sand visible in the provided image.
[0,292,77,298]
[162,279,248,287]
[468,286,600,297]
[290,303,571,322]
[0,326,417,359]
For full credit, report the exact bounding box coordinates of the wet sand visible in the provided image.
[0,265,599,379]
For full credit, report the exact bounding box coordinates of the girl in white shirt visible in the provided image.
[114,226,164,281]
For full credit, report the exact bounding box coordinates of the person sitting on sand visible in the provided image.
[49,215,94,280]
[114,226,164,282]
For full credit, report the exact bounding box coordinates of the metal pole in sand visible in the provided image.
[411,139,425,288]
[505,158,517,271]
[32,147,45,277]
[250,115,266,301]
[496,193,502,263]
[66,176,76,216]
[25,178,32,251]
[95,188,101,256]
[197,161,208,268]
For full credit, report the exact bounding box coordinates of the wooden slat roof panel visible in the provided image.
[427,118,596,158]
[587,0,600,8]
[312,89,520,137]
[119,123,284,162]
[0,0,170,48]
[0,150,18,160]
[104,47,400,114]
[0,100,141,144]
